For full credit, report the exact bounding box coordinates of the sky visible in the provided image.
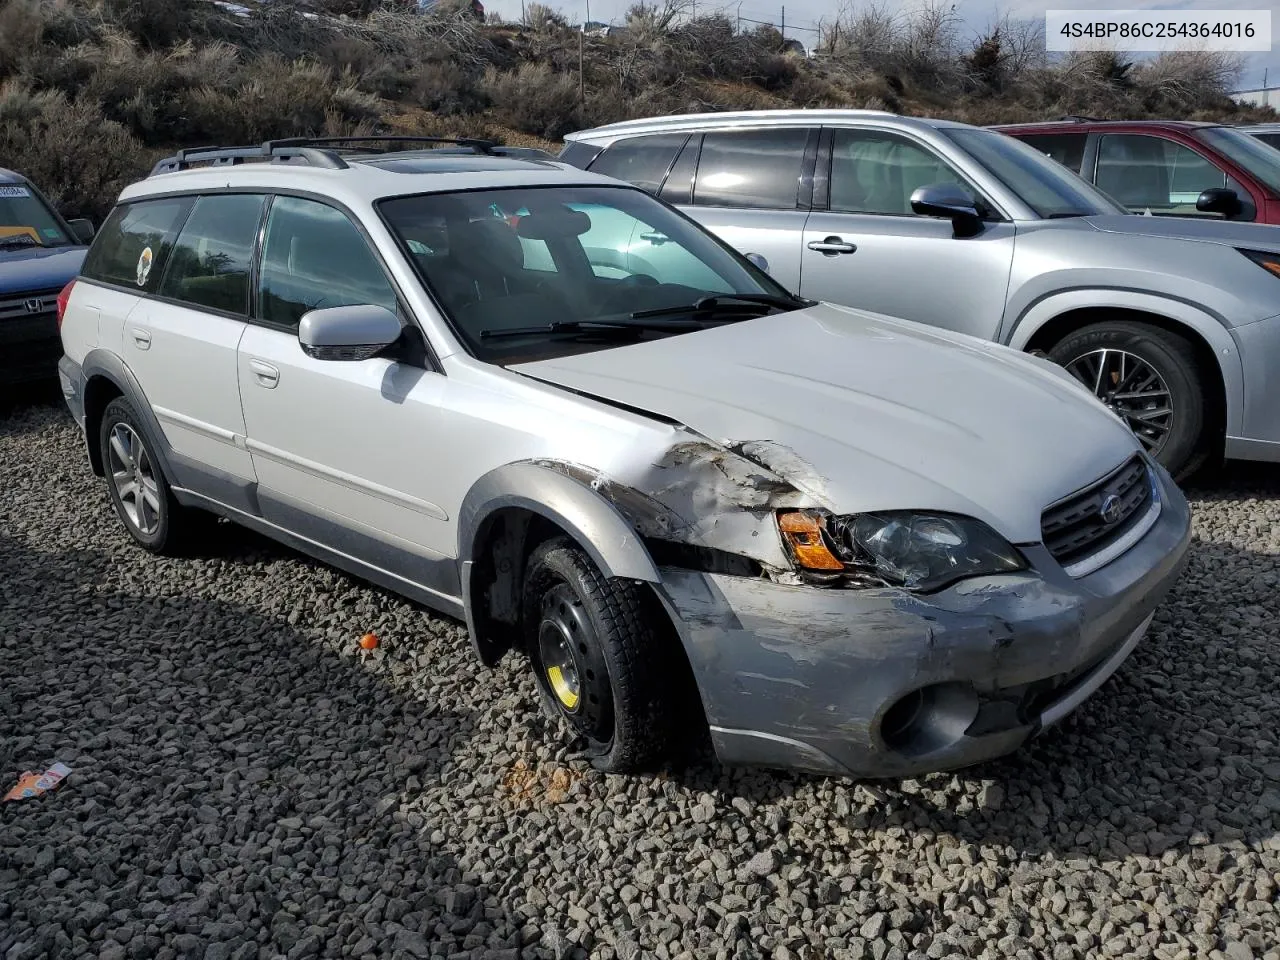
[479,0,1280,91]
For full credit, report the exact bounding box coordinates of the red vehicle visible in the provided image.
[992,118,1280,225]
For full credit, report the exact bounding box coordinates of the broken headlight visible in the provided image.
[778,510,1027,592]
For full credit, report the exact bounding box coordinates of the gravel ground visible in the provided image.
[1,396,1278,960]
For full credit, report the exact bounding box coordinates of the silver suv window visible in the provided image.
[157,194,265,315]
[588,134,689,193]
[829,129,970,216]
[692,129,810,209]
[942,127,1125,218]
[257,196,398,330]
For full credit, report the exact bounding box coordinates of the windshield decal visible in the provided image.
[0,184,31,198]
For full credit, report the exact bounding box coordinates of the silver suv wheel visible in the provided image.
[107,422,162,536]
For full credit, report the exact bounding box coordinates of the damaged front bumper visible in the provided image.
[653,466,1192,779]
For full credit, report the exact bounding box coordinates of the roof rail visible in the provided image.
[263,136,499,155]
[1057,115,1101,123]
[150,142,350,176]
[149,136,501,176]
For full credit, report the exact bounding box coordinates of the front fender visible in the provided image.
[457,461,662,664]
[1004,289,1245,438]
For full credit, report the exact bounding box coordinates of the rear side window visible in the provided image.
[558,140,604,169]
[81,197,193,291]
[157,194,266,315]
[257,196,398,330]
[1015,133,1087,173]
[588,134,689,193]
[692,129,810,209]
[1254,132,1280,150]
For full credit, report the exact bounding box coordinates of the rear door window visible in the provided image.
[1015,133,1088,174]
[157,194,266,316]
[692,128,811,209]
[81,197,194,292]
[588,134,689,193]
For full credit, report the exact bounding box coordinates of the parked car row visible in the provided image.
[49,129,1193,780]
[560,110,1280,480]
[0,168,95,386]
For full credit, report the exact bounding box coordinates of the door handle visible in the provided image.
[807,237,858,256]
[248,359,279,388]
[130,327,152,349]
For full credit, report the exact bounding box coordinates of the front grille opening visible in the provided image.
[1041,454,1151,569]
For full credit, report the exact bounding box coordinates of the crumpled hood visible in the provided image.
[511,303,1140,544]
[0,245,86,296]
[1085,213,1280,250]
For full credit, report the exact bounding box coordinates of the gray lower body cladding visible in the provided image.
[655,467,1192,779]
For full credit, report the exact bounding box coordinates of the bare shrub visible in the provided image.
[1136,50,1243,112]
[825,0,964,93]
[482,61,581,139]
[0,80,148,220]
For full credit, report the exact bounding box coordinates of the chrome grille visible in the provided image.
[0,286,62,323]
[1042,454,1152,571]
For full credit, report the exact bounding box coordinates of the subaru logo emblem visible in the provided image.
[23,298,43,313]
[1099,494,1123,524]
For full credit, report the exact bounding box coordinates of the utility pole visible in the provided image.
[780,5,785,39]
[735,0,742,31]
[579,0,588,102]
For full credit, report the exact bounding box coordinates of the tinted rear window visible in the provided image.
[692,128,810,209]
[588,134,689,193]
[81,197,194,291]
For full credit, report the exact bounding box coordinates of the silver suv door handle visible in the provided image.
[130,327,152,349]
[807,237,858,256]
[248,359,279,388]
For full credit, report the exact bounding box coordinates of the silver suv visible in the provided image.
[563,109,1280,478]
[58,137,1190,779]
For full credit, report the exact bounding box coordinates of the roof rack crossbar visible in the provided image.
[262,136,499,155]
[150,142,349,176]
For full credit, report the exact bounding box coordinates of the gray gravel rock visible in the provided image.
[3,400,1279,960]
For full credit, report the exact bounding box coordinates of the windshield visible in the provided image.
[941,128,1127,218]
[0,181,71,249]
[380,185,801,363]
[1194,126,1280,195]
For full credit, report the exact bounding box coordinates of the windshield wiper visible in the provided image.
[479,318,705,340]
[1046,212,1092,219]
[629,292,811,320]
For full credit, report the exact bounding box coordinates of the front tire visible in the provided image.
[1047,321,1210,479]
[521,537,680,773]
[99,397,195,554]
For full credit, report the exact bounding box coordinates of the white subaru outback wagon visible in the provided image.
[57,137,1192,779]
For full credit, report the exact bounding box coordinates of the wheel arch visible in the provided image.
[1009,294,1243,440]
[80,350,176,482]
[457,461,663,667]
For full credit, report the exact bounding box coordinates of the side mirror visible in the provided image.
[67,218,95,244]
[1196,187,1243,218]
[910,183,984,238]
[744,252,771,274]
[298,304,402,361]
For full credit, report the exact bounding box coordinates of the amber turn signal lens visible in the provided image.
[777,511,845,571]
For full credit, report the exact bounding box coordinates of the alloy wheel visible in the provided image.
[1064,348,1174,455]
[107,422,162,536]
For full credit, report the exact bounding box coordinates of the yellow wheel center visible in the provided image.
[547,665,580,710]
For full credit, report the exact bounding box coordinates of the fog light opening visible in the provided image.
[879,682,981,758]
[881,689,925,749]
